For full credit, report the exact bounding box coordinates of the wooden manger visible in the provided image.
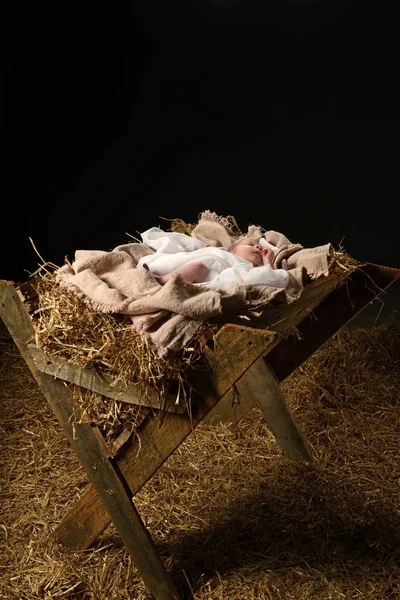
[1,260,399,600]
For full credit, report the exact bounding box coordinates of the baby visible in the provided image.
[137,228,289,290]
[155,239,275,284]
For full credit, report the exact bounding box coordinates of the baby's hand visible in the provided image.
[262,248,275,268]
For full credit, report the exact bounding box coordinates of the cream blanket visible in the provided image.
[55,211,332,357]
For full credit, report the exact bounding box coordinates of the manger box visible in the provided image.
[1,213,399,600]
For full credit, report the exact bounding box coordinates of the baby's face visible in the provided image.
[231,241,263,266]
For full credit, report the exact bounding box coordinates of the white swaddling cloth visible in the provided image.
[138,227,289,290]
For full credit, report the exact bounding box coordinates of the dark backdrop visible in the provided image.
[2,1,399,320]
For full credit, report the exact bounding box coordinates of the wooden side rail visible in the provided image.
[28,343,186,414]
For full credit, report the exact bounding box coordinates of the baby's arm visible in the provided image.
[153,261,209,285]
[262,248,275,269]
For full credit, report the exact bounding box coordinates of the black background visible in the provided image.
[2,1,399,320]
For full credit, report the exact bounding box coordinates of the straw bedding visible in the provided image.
[31,269,204,442]
[1,313,399,599]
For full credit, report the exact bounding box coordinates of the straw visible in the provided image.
[1,314,399,599]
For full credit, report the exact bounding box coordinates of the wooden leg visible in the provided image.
[0,282,181,600]
[54,325,277,551]
[43,375,181,600]
[55,402,216,550]
[240,358,312,462]
[204,357,312,462]
[54,372,260,550]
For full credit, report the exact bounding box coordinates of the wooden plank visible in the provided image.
[0,280,181,600]
[239,359,312,462]
[204,262,400,424]
[16,279,39,313]
[267,262,400,382]
[202,275,342,424]
[28,343,186,414]
[54,325,276,551]
[47,377,181,600]
[203,357,312,462]
[235,271,342,332]
[203,376,257,426]
[202,324,277,398]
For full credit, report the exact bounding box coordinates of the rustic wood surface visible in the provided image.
[28,343,186,414]
[53,325,276,551]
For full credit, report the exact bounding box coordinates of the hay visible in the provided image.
[33,269,195,392]
[30,268,203,441]
[1,313,399,599]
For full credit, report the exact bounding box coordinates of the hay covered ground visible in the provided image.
[1,315,400,600]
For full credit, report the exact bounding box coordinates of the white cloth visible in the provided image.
[140,227,206,253]
[259,237,279,254]
[138,228,289,291]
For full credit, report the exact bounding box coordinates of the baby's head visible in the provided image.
[227,237,264,266]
